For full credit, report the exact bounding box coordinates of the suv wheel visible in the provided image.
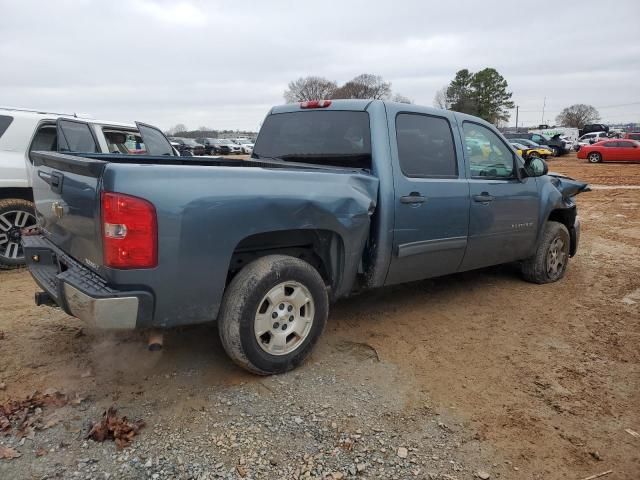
[0,199,37,270]
[218,255,328,375]
[549,146,560,156]
[588,152,602,163]
[521,221,570,284]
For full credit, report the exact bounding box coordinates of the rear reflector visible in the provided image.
[101,192,157,269]
[300,100,332,109]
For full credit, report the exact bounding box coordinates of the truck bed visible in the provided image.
[28,151,379,328]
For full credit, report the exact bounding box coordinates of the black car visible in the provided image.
[195,137,224,155]
[169,137,205,156]
[503,132,572,156]
[579,124,609,137]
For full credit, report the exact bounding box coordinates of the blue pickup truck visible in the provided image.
[24,100,588,374]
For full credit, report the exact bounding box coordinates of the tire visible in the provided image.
[521,221,570,284]
[549,146,559,156]
[588,152,602,163]
[0,198,36,270]
[529,151,540,159]
[218,254,328,375]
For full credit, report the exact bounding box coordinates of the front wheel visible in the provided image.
[549,146,559,156]
[588,152,602,163]
[0,198,37,270]
[218,255,328,375]
[521,221,570,284]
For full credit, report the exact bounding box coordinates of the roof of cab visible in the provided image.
[270,99,377,114]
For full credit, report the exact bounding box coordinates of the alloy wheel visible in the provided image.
[0,210,37,262]
[254,281,315,356]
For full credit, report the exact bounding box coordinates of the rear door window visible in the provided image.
[57,119,98,153]
[395,113,457,178]
[0,115,13,139]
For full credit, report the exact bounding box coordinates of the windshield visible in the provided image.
[253,110,371,169]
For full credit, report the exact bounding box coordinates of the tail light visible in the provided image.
[300,100,332,109]
[101,192,157,269]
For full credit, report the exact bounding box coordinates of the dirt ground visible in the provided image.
[1,154,639,479]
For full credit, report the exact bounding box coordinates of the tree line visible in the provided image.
[284,74,412,104]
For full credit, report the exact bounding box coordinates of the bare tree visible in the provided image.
[332,74,392,100]
[392,93,413,104]
[555,104,601,128]
[433,86,450,109]
[284,76,338,103]
[166,123,187,136]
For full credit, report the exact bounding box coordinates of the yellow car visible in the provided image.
[510,142,553,159]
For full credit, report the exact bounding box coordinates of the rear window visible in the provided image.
[253,111,371,169]
[0,115,14,139]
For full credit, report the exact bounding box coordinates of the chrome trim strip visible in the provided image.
[397,236,467,258]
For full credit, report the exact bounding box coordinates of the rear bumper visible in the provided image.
[23,235,153,329]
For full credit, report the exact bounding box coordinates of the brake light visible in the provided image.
[101,192,157,269]
[300,100,332,109]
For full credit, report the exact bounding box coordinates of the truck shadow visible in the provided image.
[112,263,523,379]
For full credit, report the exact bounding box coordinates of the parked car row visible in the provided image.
[503,132,573,156]
[168,136,254,156]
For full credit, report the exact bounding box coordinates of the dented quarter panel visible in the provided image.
[100,163,379,327]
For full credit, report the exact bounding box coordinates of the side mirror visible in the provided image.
[525,157,548,177]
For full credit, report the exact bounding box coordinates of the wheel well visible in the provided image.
[548,207,576,229]
[0,188,33,202]
[228,229,344,290]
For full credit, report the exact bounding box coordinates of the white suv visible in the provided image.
[574,131,608,151]
[0,107,173,269]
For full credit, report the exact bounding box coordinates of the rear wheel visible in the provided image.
[549,146,560,156]
[218,255,328,375]
[588,152,602,163]
[0,198,36,270]
[521,221,570,284]
[528,151,540,159]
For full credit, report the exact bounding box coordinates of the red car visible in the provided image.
[577,139,640,163]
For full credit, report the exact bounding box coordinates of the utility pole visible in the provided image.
[515,106,519,131]
[541,97,546,125]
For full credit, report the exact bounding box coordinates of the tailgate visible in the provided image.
[30,151,107,270]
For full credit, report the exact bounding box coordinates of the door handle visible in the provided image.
[473,192,494,203]
[400,192,426,204]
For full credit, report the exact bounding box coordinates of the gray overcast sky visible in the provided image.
[1,0,639,131]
